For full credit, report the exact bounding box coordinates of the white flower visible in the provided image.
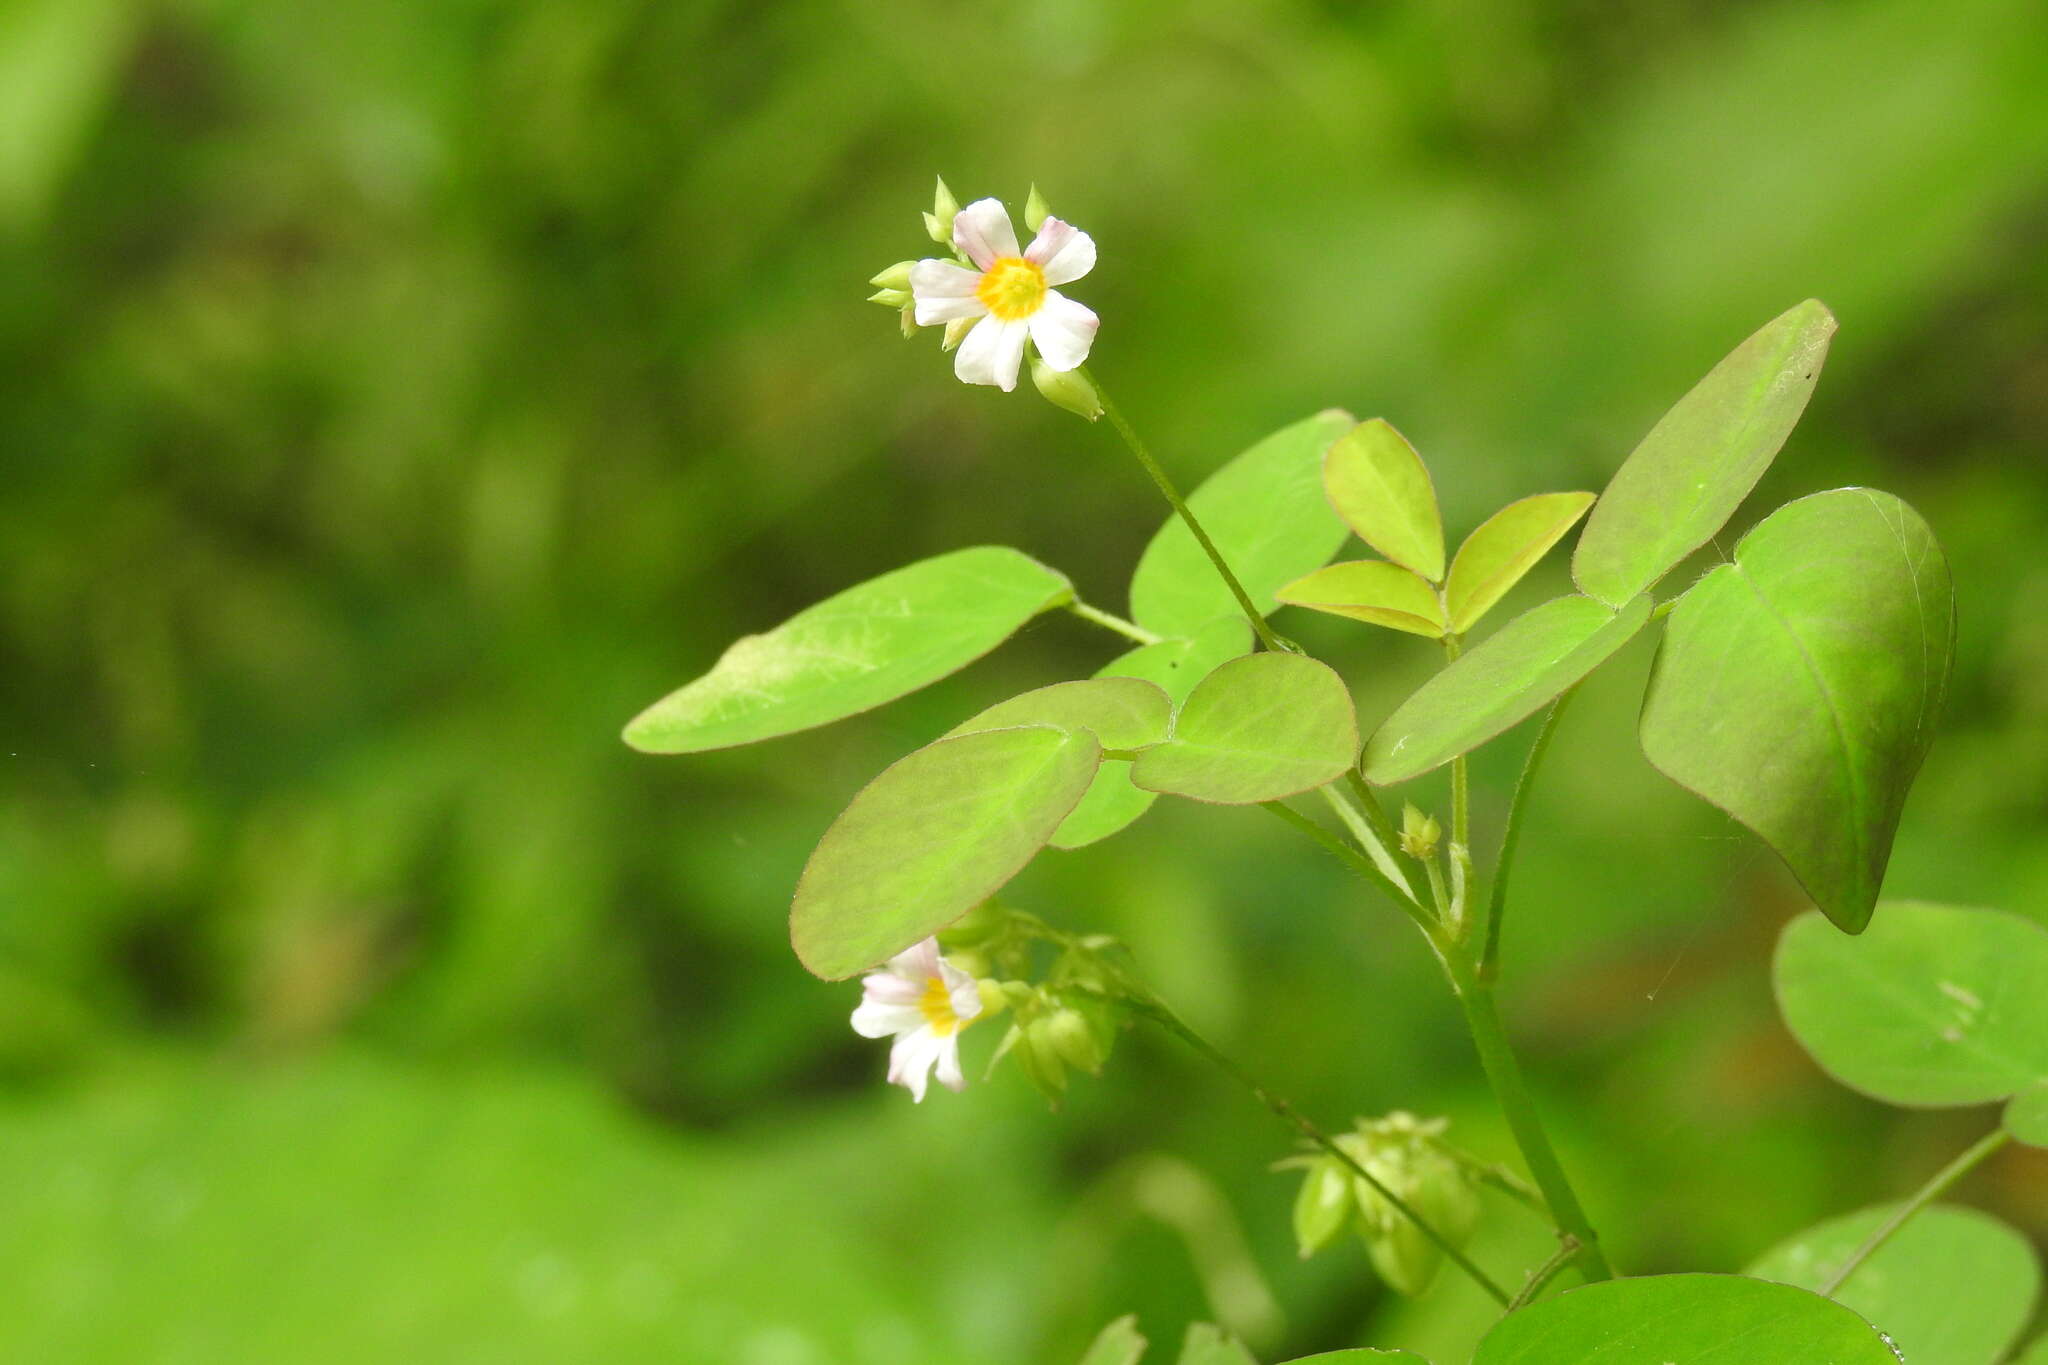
[850,937,984,1102]
[909,198,1099,393]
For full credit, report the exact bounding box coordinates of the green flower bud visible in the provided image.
[869,260,917,290]
[1399,804,1441,860]
[941,316,975,352]
[1290,1155,1353,1259]
[926,176,960,245]
[1040,1003,1110,1076]
[1024,182,1052,232]
[1009,1019,1068,1100]
[899,304,919,339]
[1342,1113,1482,1298]
[868,287,911,309]
[1030,358,1103,421]
[974,978,1010,1018]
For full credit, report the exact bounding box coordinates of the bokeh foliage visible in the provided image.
[3,0,2048,1358]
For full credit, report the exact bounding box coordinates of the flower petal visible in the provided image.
[955,316,1030,391]
[951,198,1020,271]
[1024,218,1096,286]
[939,960,983,1023]
[859,970,921,1007]
[1027,291,1099,372]
[909,259,980,296]
[851,998,923,1039]
[915,294,986,325]
[933,1035,966,1093]
[888,1029,943,1102]
[885,937,943,985]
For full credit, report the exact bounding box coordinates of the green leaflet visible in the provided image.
[1444,492,1595,634]
[1277,560,1446,638]
[1747,1203,2039,1365]
[625,546,1071,753]
[1129,411,1356,638]
[1775,902,2048,1109]
[1322,419,1445,582]
[1639,489,1953,933]
[790,726,1101,979]
[1077,1316,1148,1365]
[1132,653,1358,805]
[946,678,1173,850]
[1573,299,1836,607]
[1472,1274,1900,1363]
[1363,594,1651,784]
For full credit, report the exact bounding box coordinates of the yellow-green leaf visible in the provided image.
[790,726,1101,979]
[1445,492,1596,634]
[1277,560,1446,637]
[1133,654,1358,805]
[1322,420,1445,582]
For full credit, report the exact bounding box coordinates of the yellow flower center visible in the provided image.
[917,975,965,1037]
[976,256,1047,321]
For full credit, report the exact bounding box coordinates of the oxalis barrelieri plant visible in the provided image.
[628,180,2048,1363]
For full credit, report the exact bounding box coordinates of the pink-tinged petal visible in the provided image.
[938,960,983,1022]
[1024,218,1096,286]
[885,937,942,985]
[909,258,981,297]
[933,1036,966,1092]
[888,1029,943,1102]
[1027,292,1098,371]
[951,198,1020,270]
[954,316,1030,391]
[851,999,923,1039]
[859,970,920,1007]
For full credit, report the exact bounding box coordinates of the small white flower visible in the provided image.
[850,937,984,1102]
[909,198,1099,393]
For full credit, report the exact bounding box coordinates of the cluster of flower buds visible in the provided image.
[866,177,1102,416]
[989,984,1119,1103]
[1282,1111,1484,1297]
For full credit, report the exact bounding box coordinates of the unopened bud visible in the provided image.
[942,316,975,352]
[1031,357,1103,421]
[1399,804,1441,860]
[1041,1004,1109,1076]
[975,978,1010,1017]
[927,176,960,245]
[1342,1112,1482,1298]
[869,260,917,290]
[1011,1019,1068,1100]
[899,304,919,339]
[1024,183,1052,232]
[1290,1155,1353,1259]
[868,288,911,309]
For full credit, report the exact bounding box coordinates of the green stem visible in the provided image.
[1088,371,1288,654]
[1321,779,1414,901]
[1067,599,1164,646]
[1508,1236,1582,1311]
[1261,802,1436,940]
[1125,991,1512,1308]
[1821,1128,2012,1297]
[1441,638,1471,854]
[1448,958,1615,1283]
[1480,689,1576,983]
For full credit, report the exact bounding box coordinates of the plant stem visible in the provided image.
[1447,958,1616,1282]
[1821,1128,2012,1297]
[1321,780,1414,901]
[1067,599,1164,646]
[1480,690,1575,983]
[1125,991,1513,1308]
[1088,371,1288,654]
[1508,1237,1582,1311]
[1443,636,1470,855]
[1261,802,1437,940]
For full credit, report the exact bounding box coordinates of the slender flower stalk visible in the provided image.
[1088,371,1291,654]
[1820,1128,2012,1296]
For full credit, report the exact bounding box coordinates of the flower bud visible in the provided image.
[1008,1019,1068,1100]
[1399,804,1441,860]
[1040,1002,1111,1076]
[1290,1155,1353,1258]
[941,316,975,352]
[869,260,917,291]
[1031,357,1103,421]
[1024,183,1052,232]
[975,978,1011,1018]
[899,304,919,339]
[1341,1112,1482,1298]
[867,287,911,309]
[926,176,960,245]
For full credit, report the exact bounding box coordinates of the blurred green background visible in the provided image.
[4,0,2048,1359]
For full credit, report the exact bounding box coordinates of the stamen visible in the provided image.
[975,257,1047,321]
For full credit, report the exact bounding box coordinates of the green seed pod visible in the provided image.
[1030,358,1103,422]
[1342,1113,1482,1298]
